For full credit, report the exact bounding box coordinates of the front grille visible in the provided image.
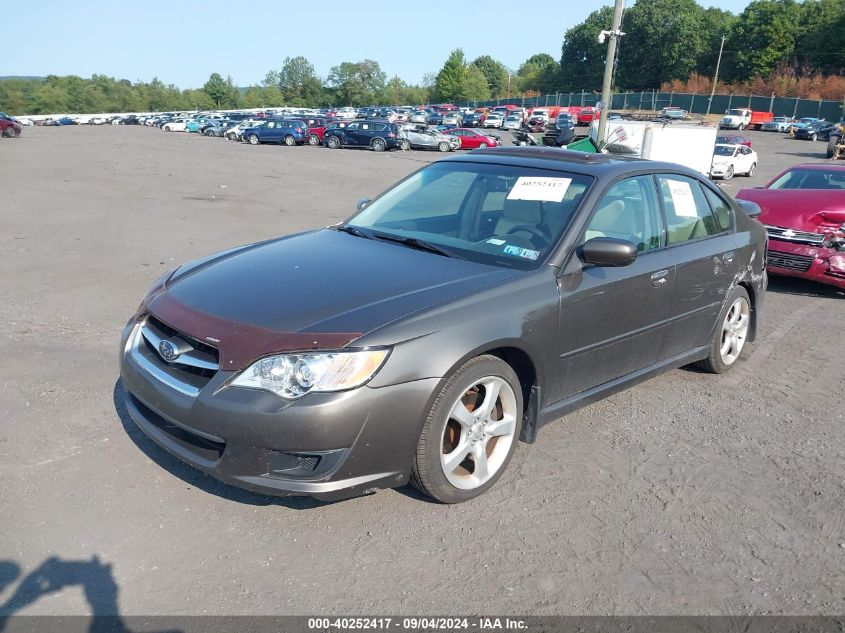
[134,316,220,390]
[767,250,814,272]
[765,225,825,246]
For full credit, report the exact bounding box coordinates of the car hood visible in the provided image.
[735,188,845,231]
[146,229,519,364]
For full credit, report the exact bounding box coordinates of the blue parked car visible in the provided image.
[57,117,78,125]
[242,119,308,146]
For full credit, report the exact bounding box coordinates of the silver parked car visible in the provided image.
[409,111,429,124]
[398,125,459,152]
[760,116,793,132]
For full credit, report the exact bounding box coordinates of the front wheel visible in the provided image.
[326,135,341,149]
[746,162,756,177]
[399,138,410,151]
[478,142,488,149]
[247,134,259,145]
[696,286,751,374]
[827,136,838,158]
[371,137,386,152]
[724,165,734,180]
[810,132,817,142]
[411,355,523,503]
[438,141,450,152]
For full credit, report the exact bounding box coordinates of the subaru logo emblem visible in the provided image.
[158,339,180,361]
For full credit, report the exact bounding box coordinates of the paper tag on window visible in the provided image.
[507,177,572,202]
[668,180,698,218]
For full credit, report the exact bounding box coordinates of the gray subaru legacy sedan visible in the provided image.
[119,147,767,503]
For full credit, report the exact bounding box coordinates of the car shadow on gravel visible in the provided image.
[112,380,332,510]
[766,276,844,299]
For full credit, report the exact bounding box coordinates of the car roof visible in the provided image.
[442,146,705,179]
[789,163,845,172]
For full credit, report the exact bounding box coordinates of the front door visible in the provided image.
[554,175,677,401]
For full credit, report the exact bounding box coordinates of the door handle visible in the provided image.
[651,270,669,287]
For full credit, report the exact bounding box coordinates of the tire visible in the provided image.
[399,138,410,151]
[411,355,523,504]
[309,134,319,146]
[203,129,213,136]
[746,162,756,177]
[437,141,450,152]
[478,142,488,149]
[371,137,386,152]
[327,135,341,149]
[724,165,734,180]
[284,135,295,146]
[826,136,838,159]
[810,132,817,142]
[738,123,745,130]
[695,286,751,374]
[164,126,172,132]
[247,134,259,145]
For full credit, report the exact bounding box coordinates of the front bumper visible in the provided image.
[766,240,845,290]
[119,320,440,500]
[709,163,731,177]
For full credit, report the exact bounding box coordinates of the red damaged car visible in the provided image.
[736,163,845,290]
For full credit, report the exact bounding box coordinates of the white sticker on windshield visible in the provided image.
[667,179,698,218]
[486,238,506,245]
[507,177,572,202]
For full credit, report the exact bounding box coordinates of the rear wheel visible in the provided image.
[696,286,751,374]
[327,135,341,149]
[411,355,523,503]
[309,134,319,146]
[247,134,259,145]
[371,137,386,152]
[399,138,410,151]
[827,136,838,159]
[478,142,488,149]
[284,135,295,146]
[746,162,756,176]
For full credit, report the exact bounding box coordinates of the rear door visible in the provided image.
[554,174,677,401]
[655,174,740,358]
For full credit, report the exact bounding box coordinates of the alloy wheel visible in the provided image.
[720,297,750,366]
[439,376,518,490]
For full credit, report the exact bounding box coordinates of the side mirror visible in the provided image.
[580,237,637,267]
[356,198,371,212]
[736,199,762,218]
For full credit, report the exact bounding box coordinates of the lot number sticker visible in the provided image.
[667,179,698,218]
[507,177,572,202]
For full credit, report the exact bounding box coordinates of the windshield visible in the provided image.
[768,168,845,190]
[345,162,593,270]
[713,145,735,157]
[726,109,744,116]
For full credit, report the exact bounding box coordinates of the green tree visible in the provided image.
[202,72,233,108]
[326,60,386,106]
[723,0,803,81]
[698,8,738,77]
[559,5,615,92]
[434,49,467,101]
[276,56,324,105]
[462,65,491,101]
[516,53,559,94]
[796,0,845,73]
[470,55,508,97]
[617,0,707,89]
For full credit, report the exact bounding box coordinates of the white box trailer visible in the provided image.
[589,120,717,176]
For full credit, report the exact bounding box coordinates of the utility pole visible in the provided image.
[596,0,625,145]
[706,35,726,116]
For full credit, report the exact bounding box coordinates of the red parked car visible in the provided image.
[736,163,845,290]
[577,107,598,125]
[0,112,22,137]
[296,117,336,145]
[443,128,499,149]
[717,134,752,148]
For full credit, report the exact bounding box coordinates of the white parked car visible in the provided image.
[502,114,522,130]
[530,109,550,123]
[162,118,188,132]
[483,113,504,128]
[224,121,258,141]
[335,107,356,120]
[760,116,793,132]
[709,143,758,179]
[87,117,107,125]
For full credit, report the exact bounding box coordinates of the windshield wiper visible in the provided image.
[334,224,372,239]
[371,232,457,258]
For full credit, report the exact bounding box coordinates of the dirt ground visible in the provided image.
[1,125,843,617]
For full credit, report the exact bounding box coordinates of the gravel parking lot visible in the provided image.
[1,125,843,617]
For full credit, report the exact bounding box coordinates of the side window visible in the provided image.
[582,176,664,252]
[702,186,733,232]
[373,123,386,132]
[346,122,359,131]
[656,174,721,245]
[361,123,371,131]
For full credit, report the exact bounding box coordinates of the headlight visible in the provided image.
[230,349,390,399]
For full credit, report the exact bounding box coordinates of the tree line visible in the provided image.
[1,0,843,116]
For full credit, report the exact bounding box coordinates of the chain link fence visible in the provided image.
[456,91,845,121]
